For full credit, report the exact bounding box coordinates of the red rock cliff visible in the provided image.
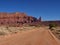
[0,12,40,26]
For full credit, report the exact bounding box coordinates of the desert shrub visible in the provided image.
[6,26,9,29]
[29,24,35,27]
[57,30,60,32]
[49,23,56,30]
[0,32,6,35]
[29,24,40,27]
[35,25,40,27]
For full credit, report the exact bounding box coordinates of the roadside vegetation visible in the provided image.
[49,23,57,30]
[49,23,60,39]
[0,26,38,36]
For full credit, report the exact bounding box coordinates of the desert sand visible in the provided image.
[0,27,60,45]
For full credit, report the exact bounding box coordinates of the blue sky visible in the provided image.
[0,0,60,21]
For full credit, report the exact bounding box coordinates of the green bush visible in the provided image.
[49,23,56,30]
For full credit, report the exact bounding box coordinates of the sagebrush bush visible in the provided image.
[49,23,56,30]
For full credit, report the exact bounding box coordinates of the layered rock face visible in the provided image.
[0,12,60,27]
[0,12,40,26]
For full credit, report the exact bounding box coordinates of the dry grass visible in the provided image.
[0,26,38,36]
[51,27,60,39]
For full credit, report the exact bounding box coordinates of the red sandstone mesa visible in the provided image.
[0,12,41,26]
[0,12,60,26]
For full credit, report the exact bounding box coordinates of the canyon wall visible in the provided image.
[0,12,41,26]
[0,12,60,27]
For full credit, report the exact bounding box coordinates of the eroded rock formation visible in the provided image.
[0,12,60,27]
[0,12,41,26]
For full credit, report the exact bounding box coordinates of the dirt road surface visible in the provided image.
[0,28,60,45]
